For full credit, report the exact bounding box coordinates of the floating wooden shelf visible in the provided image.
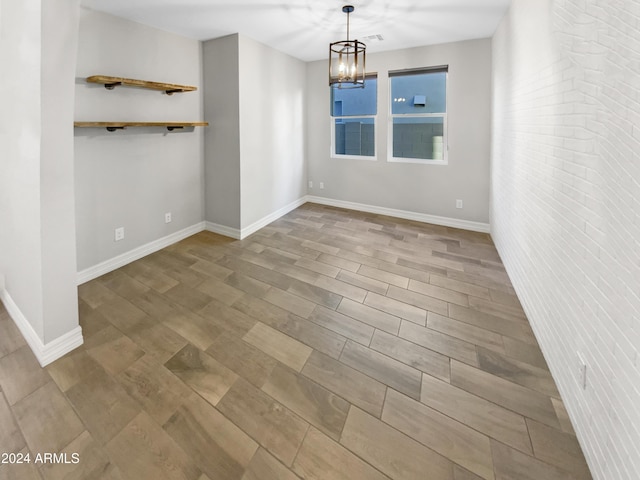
[74,121,208,132]
[86,75,197,95]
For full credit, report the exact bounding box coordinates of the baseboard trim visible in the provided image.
[240,197,308,239]
[0,289,84,367]
[77,222,206,285]
[205,222,241,240]
[305,196,490,233]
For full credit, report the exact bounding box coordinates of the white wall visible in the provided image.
[0,0,81,349]
[492,0,640,478]
[203,34,241,230]
[306,39,492,225]
[0,0,46,337]
[238,35,307,230]
[74,8,205,271]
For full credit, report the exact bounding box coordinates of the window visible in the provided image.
[389,66,448,164]
[330,76,377,160]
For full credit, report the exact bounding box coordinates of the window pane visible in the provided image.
[391,72,446,114]
[331,78,377,116]
[334,118,375,156]
[392,117,444,160]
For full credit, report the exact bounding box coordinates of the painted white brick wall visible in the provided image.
[491,0,640,478]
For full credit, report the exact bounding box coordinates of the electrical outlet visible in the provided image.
[320,182,324,189]
[577,352,587,389]
[165,212,172,224]
[114,227,125,242]
[308,180,313,188]
[456,199,463,209]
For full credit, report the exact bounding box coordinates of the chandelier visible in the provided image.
[329,5,366,88]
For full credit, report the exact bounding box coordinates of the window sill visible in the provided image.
[387,157,448,166]
[331,154,377,162]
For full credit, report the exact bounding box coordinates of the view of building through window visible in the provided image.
[390,68,448,162]
[331,77,377,158]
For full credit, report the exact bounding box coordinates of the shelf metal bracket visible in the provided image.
[104,82,122,90]
[166,126,185,132]
[106,126,126,132]
[164,89,184,95]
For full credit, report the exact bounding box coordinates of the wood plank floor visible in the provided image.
[0,203,592,480]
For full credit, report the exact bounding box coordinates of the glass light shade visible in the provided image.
[329,40,366,89]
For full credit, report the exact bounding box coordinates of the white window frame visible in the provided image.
[330,75,378,161]
[330,115,377,161]
[387,66,449,165]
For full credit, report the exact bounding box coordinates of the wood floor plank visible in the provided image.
[365,291,427,325]
[0,315,27,358]
[450,360,560,429]
[502,336,548,370]
[262,287,316,318]
[13,382,85,455]
[409,279,469,306]
[38,430,121,480]
[241,448,299,480]
[197,278,246,306]
[107,412,201,480]
[382,389,495,480]
[46,348,103,392]
[476,347,559,398]
[66,368,141,444]
[370,330,451,382]
[313,275,368,303]
[429,274,491,299]
[448,304,537,344]
[316,253,361,273]
[85,325,146,376]
[233,295,346,359]
[336,270,389,295]
[526,419,592,478]
[340,340,422,400]
[242,322,312,372]
[421,373,533,454]
[0,391,25,454]
[357,264,409,288]
[337,298,401,335]
[116,355,192,425]
[0,346,53,405]
[302,351,386,418]
[262,364,349,441]
[308,306,374,345]
[490,440,582,480]
[386,285,449,316]
[198,299,258,338]
[294,257,341,277]
[341,406,455,480]
[164,344,238,406]
[125,318,189,364]
[292,427,390,480]
[163,393,258,479]
[399,321,478,366]
[206,332,277,388]
[428,312,505,353]
[551,397,577,436]
[98,270,150,300]
[223,272,272,298]
[216,378,309,467]
[163,309,226,352]
[287,279,343,310]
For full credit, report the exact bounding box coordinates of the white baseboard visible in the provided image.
[77,222,206,284]
[0,289,84,367]
[240,197,308,239]
[205,222,241,240]
[306,196,490,233]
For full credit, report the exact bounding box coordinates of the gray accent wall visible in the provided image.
[203,34,242,230]
[74,8,205,271]
[306,39,492,223]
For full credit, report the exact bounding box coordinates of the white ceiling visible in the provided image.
[80,0,512,62]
